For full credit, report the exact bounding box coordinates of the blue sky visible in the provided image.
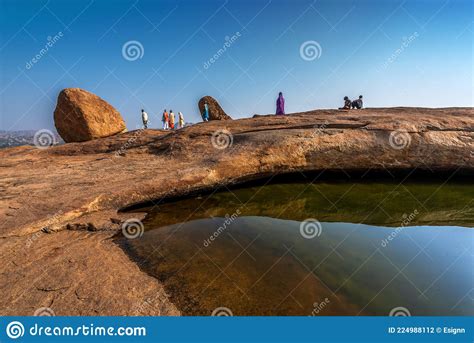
[0,0,472,131]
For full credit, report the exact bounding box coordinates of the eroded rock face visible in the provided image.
[1,107,473,316]
[198,96,232,120]
[54,88,126,143]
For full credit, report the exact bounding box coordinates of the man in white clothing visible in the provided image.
[141,109,148,129]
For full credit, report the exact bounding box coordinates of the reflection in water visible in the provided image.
[123,182,474,316]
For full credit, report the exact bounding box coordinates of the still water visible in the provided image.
[123,181,474,316]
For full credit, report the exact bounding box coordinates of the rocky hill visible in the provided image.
[0,107,473,315]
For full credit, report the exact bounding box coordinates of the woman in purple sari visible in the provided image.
[276,92,285,115]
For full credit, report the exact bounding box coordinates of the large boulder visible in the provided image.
[54,88,126,143]
[198,96,232,120]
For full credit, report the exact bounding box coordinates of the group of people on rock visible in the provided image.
[141,93,365,129]
[161,109,185,130]
[274,92,364,115]
[340,95,364,110]
[140,101,210,130]
[140,109,185,130]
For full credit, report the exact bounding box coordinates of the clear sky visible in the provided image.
[0,0,472,131]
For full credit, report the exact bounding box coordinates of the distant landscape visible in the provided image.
[0,130,63,149]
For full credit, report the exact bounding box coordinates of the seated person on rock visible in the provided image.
[351,95,363,109]
[339,96,352,110]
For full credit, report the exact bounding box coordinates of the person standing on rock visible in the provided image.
[141,109,148,129]
[276,92,285,115]
[169,110,175,129]
[162,109,169,130]
[202,102,210,122]
[178,112,185,128]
